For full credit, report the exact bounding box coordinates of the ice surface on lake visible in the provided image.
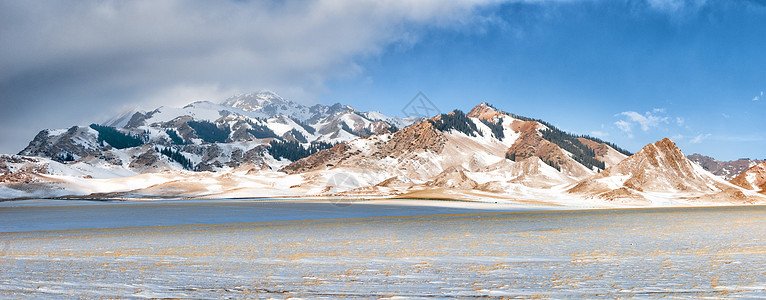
[1,202,765,298]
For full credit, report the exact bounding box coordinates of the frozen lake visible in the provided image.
[0,198,552,232]
[1,200,766,298]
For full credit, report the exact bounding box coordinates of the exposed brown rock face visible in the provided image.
[577,138,609,157]
[687,154,764,180]
[157,116,197,142]
[280,143,351,174]
[126,110,159,128]
[466,103,503,121]
[600,138,714,192]
[380,121,446,154]
[0,171,46,184]
[506,121,561,164]
[87,150,123,166]
[0,155,49,185]
[129,148,162,170]
[504,120,592,178]
[229,119,257,141]
[19,126,97,159]
[0,155,42,175]
[730,162,766,192]
[281,120,446,175]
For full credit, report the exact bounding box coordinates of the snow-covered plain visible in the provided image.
[1,201,765,298]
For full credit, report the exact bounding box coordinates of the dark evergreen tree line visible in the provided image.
[267,140,335,162]
[483,103,632,161]
[540,129,605,170]
[56,153,76,162]
[289,129,308,143]
[578,135,633,156]
[165,129,185,145]
[386,123,399,133]
[246,120,278,139]
[429,110,481,137]
[340,122,354,134]
[483,103,631,155]
[543,159,562,172]
[89,124,144,149]
[156,147,195,170]
[187,120,230,143]
[481,118,505,140]
[291,117,316,135]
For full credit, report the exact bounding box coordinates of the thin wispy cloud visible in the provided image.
[614,109,670,134]
[690,133,711,144]
[646,0,708,13]
[0,0,499,104]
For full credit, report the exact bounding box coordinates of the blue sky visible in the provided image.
[326,1,766,160]
[1,0,765,160]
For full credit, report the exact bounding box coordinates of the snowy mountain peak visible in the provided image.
[221,90,290,112]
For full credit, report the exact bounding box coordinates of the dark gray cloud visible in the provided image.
[0,0,502,153]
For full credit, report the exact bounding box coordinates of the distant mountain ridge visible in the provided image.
[687,154,765,180]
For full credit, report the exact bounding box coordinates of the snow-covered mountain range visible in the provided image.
[1,92,764,206]
[16,90,419,174]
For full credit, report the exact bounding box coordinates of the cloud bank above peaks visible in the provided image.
[0,0,504,153]
[0,0,501,105]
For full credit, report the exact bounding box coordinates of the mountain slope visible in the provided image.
[4,97,763,206]
[280,103,629,200]
[730,162,766,193]
[569,138,756,204]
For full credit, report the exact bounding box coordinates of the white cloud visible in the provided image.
[614,120,632,133]
[617,110,669,132]
[590,131,609,138]
[1,0,504,104]
[646,0,708,14]
[675,117,685,126]
[690,133,711,144]
[0,0,507,153]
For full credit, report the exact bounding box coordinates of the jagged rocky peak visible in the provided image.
[601,138,712,192]
[569,137,743,203]
[221,90,289,112]
[466,102,504,121]
[730,162,766,192]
